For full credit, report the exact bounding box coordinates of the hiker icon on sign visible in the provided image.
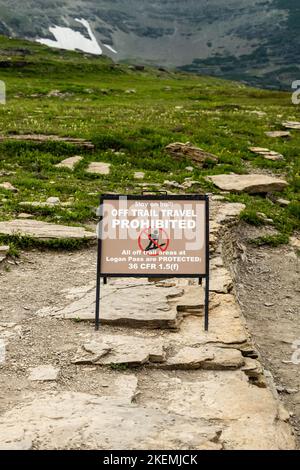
[138,228,170,256]
[145,229,165,252]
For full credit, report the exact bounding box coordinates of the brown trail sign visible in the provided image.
[95,194,210,331]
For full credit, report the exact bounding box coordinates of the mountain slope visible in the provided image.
[0,0,299,89]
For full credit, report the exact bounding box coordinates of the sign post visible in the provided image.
[95,194,210,331]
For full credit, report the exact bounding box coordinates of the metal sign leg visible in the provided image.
[95,238,101,331]
[205,275,209,331]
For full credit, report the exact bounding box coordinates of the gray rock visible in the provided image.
[282,121,300,130]
[38,283,185,328]
[55,156,83,169]
[0,182,18,193]
[46,197,60,205]
[277,198,290,207]
[215,203,246,223]
[17,213,34,219]
[148,371,295,450]
[86,162,111,175]
[0,391,222,450]
[72,335,165,366]
[207,174,288,193]
[249,147,284,161]
[164,346,244,370]
[265,131,291,138]
[134,172,145,179]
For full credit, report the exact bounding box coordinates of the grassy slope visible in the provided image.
[0,35,299,249]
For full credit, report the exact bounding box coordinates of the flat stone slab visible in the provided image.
[0,391,222,450]
[86,162,111,175]
[265,131,291,138]
[55,156,83,169]
[72,335,244,371]
[38,283,186,328]
[277,198,290,207]
[165,142,218,167]
[282,121,300,130]
[134,171,145,179]
[207,174,288,193]
[72,334,165,366]
[29,366,60,382]
[17,213,34,219]
[171,293,249,347]
[0,220,95,240]
[249,147,284,161]
[164,346,244,370]
[37,279,204,329]
[145,371,295,450]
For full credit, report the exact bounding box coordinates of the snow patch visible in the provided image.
[36,18,117,56]
[103,44,117,54]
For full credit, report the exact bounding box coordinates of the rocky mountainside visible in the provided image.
[0,0,299,88]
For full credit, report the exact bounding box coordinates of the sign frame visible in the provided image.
[95,194,210,331]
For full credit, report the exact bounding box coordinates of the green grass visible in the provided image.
[0,233,93,251]
[0,34,299,249]
[249,233,290,247]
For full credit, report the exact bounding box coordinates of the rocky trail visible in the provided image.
[0,198,297,450]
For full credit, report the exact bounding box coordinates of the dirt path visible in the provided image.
[0,201,296,450]
[224,224,300,448]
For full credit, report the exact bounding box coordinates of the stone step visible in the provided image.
[37,283,196,329]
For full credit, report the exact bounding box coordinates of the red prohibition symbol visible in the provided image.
[138,228,170,257]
